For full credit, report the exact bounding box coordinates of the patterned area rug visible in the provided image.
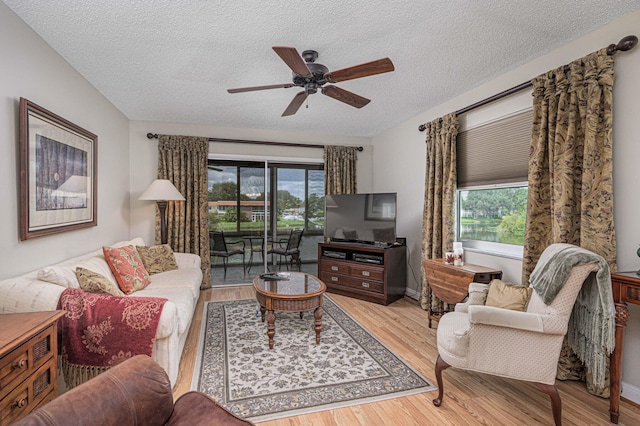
[191,297,435,422]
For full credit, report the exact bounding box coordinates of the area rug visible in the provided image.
[191,297,435,422]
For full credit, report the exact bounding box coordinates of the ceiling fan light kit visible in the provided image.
[227,46,394,116]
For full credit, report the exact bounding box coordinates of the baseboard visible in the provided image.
[404,287,419,300]
[622,380,640,405]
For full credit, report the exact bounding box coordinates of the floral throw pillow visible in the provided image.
[136,244,178,275]
[75,267,125,297]
[103,245,151,294]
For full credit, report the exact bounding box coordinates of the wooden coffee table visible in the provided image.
[253,272,326,349]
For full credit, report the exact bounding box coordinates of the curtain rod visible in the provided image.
[145,133,364,152]
[418,34,638,132]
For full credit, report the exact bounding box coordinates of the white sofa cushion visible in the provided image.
[149,268,202,300]
[134,286,197,335]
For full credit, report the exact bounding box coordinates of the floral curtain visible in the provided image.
[324,145,358,195]
[157,135,211,289]
[522,49,616,396]
[420,112,459,311]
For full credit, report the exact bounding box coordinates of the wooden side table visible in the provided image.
[0,311,65,425]
[423,259,502,327]
[609,272,640,424]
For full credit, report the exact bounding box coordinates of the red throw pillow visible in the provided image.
[103,245,151,294]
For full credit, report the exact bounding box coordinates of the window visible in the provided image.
[456,108,532,258]
[458,185,527,257]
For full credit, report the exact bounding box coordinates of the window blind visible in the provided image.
[457,109,532,188]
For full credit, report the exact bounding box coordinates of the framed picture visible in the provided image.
[364,193,396,221]
[19,98,98,240]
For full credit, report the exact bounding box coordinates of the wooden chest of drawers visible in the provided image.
[318,242,407,305]
[423,259,502,327]
[0,311,65,425]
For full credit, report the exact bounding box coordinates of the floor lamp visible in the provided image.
[139,179,185,245]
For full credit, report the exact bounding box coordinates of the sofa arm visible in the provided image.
[13,355,173,426]
[167,392,255,425]
[455,282,489,313]
[174,252,201,269]
[467,305,562,333]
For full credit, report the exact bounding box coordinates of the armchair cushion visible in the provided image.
[485,279,532,311]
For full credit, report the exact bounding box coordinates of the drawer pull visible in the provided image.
[362,282,370,288]
[361,271,370,277]
[331,276,338,282]
[13,359,27,369]
[331,266,338,271]
[13,398,27,409]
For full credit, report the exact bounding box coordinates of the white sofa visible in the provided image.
[0,237,202,387]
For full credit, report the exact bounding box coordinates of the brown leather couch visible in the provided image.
[13,355,253,426]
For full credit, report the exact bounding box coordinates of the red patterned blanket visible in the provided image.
[57,288,167,388]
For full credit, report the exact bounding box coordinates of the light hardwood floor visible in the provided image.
[174,285,640,425]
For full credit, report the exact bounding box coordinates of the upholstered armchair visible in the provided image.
[14,355,253,425]
[433,245,607,426]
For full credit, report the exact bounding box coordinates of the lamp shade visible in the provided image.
[139,179,185,201]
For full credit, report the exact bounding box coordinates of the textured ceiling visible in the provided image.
[4,0,640,137]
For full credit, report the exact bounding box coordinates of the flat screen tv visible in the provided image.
[324,193,397,245]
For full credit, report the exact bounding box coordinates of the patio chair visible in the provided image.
[268,229,304,271]
[209,231,245,276]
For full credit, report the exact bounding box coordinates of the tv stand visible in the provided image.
[318,242,406,305]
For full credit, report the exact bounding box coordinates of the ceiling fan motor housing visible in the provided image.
[292,50,329,88]
[292,64,329,84]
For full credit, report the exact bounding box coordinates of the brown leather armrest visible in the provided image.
[167,392,254,426]
[14,355,173,426]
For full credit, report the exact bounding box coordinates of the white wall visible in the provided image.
[371,10,640,402]
[0,4,130,280]
[128,121,372,245]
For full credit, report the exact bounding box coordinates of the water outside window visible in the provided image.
[458,186,527,245]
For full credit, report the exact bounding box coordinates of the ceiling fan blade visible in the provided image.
[322,85,371,109]
[272,46,312,77]
[324,58,394,83]
[227,83,294,93]
[282,91,308,116]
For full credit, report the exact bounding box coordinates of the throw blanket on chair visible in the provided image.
[57,288,167,388]
[529,243,615,389]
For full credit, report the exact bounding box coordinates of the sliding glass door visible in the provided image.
[208,160,323,273]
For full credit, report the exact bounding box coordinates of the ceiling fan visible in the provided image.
[227,46,395,116]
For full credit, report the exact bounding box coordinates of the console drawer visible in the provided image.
[320,261,350,275]
[349,264,384,282]
[320,271,384,294]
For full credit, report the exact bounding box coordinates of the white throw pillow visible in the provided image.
[37,266,80,288]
